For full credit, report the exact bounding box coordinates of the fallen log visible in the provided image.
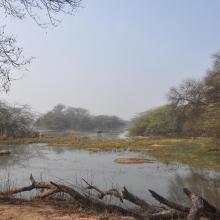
[82,178,153,211]
[149,189,190,213]
[1,175,220,220]
[50,181,144,219]
[82,178,124,203]
[183,188,220,220]
[0,175,144,219]
[123,187,153,211]
[0,174,58,199]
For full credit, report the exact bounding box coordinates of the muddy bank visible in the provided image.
[114,157,153,164]
[0,149,10,156]
[0,199,134,220]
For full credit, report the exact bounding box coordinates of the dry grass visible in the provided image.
[0,199,135,220]
[0,135,219,170]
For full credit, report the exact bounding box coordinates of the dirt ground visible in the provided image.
[0,199,135,220]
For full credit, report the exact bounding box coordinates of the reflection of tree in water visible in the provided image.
[168,168,220,208]
[0,144,47,169]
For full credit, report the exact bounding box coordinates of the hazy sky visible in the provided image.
[1,0,220,119]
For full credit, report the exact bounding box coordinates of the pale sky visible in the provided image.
[1,0,220,119]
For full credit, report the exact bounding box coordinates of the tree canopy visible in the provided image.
[128,105,178,137]
[35,104,127,132]
[129,52,220,138]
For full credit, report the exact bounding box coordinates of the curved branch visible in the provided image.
[0,27,31,92]
[0,0,82,26]
[149,189,189,213]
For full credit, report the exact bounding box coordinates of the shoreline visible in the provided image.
[0,198,133,220]
[0,135,219,170]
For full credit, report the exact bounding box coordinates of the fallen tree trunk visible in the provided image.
[149,189,190,213]
[183,188,220,220]
[0,174,220,220]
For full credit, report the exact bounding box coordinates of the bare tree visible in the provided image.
[0,27,31,92]
[0,0,81,25]
[168,79,206,108]
[0,101,35,137]
[167,79,207,136]
[0,0,81,92]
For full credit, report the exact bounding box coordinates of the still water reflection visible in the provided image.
[0,144,219,207]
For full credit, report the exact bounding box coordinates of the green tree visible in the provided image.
[35,104,126,132]
[129,105,178,136]
[129,52,220,138]
[199,104,220,138]
[205,53,220,103]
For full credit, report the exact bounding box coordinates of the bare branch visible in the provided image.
[149,189,189,213]
[0,0,81,91]
[0,27,31,92]
[2,175,220,220]
[0,0,82,26]
[82,178,124,203]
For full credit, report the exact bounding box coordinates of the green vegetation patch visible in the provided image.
[1,136,220,170]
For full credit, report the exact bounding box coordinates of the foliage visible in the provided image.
[1,135,219,170]
[129,52,220,138]
[200,103,220,138]
[205,53,220,103]
[35,104,126,132]
[129,105,179,136]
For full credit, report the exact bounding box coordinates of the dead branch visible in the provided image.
[149,189,190,213]
[0,174,58,199]
[1,175,220,220]
[184,188,220,220]
[82,178,124,203]
[122,187,153,211]
[50,181,145,219]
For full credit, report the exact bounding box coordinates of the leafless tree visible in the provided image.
[0,0,81,92]
[0,27,31,92]
[168,79,206,108]
[0,0,81,25]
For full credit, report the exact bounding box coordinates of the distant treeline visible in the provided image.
[35,104,127,132]
[129,53,220,138]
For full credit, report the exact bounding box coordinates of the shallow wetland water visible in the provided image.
[0,143,219,208]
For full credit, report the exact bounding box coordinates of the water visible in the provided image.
[38,130,129,139]
[0,143,220,208]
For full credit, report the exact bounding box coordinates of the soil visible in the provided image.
[0,150,10,156]
[0,199,135,220]
[114,158,153,164]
